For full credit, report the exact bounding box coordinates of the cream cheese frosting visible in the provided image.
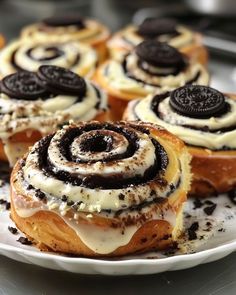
[0,40,97,78]
[125,93,236,150]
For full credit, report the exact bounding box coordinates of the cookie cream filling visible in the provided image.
[102,54,209,96]
[0,40,97,78]
[127,94,236,150]
[12,122,191,254]
[21,19,109,45]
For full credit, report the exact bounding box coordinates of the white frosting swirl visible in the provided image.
[0,40,97,78]
[126,93,236,150]
[101,53,209,96]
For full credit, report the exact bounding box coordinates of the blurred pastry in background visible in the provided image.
[108,17,208,65]
[124,84,236,197]
[20,14,110,62]
[0,39,98,78]
[95,40,209,120]
[0,65,107,166]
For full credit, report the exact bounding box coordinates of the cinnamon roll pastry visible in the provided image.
[0,39,97,78]
[0,65,107,166]
[108,18,208,65]
[95,40,209,120]
[124,85,236,196]
[20,14,110,62]
[10,121,191,257]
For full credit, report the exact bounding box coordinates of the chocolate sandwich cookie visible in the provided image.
[42,14,85,28]
[37,65,86,96]
[137,18,178,38]
[1,71,47,100]
[169,85,227,118]
[135,40,185,69]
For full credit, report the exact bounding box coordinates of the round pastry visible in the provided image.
[124,85,236,196]
[108,17,208,65]
[0,39,97,78]
[95,40,209,120]
[0,66,107,166]
[10,121,191,257]
[20,14,110,62]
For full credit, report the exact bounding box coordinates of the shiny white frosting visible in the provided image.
[0,40,97,78]
[13,122,191,254]
[126,94,236,150]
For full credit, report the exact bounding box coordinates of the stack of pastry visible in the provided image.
[0,14,229,257]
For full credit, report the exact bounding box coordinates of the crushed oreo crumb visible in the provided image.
[193,198,203,209]
[17,237,32,245]
[188,222,199,241]
[5,202,11,210]
[61,195,68,202]
[8,226,18,235]
[204,203,217,216]
[35,189,46,200]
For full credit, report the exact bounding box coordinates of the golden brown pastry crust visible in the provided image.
[188,146,236,196]
[10,121,191,257]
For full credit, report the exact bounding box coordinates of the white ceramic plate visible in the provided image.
[0,179,236,275]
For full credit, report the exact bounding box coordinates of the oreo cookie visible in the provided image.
[137,18,177,38]
[1,71,47,100]
[42,15,85,28]
[169,85,227,118]
[37,65,86,96]
[135,40,185,68]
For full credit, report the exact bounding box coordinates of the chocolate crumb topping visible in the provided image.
[204,203,217,216]
[188,222,199,241]
[17,237,33,245]
[8,226,18,235]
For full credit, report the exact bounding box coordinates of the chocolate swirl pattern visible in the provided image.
[0,40,97,78]
[11,121,191,255]
[99,41,209,97]
[0,66,107,165]
[124,85,236,150]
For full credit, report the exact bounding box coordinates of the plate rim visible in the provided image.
[0,237,235,266]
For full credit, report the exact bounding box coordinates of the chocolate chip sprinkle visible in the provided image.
[228,189,236,205]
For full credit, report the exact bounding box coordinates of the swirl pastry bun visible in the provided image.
[108,17,208,65]
[95,40,209,120]
[20,14,110,62]
[0,39,97,78]
[0,65,107,166]
[124,85,236,196]
[10,121,191,257]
